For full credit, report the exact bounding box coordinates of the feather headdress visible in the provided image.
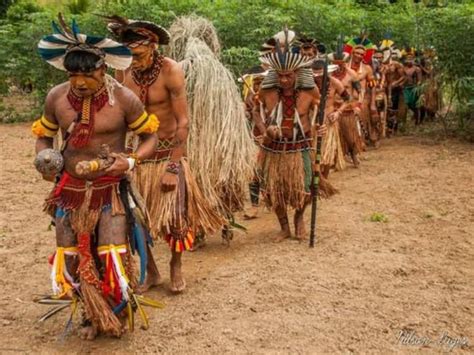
[38,14,131,71]
[328,34,350,63]
[104,15,171,45]
[259,27,313,72]
[343,30,375,63]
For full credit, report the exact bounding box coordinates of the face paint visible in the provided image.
[129,43,156,71]
[68,67,105,97]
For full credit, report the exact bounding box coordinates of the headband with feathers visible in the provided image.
[104,15,170,45]
[344,31,375,63]
[259,27,313,72]
[38,13,131,71]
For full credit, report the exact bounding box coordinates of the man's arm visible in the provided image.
[252,91,268,137]
[392,64,406,87]
[34,89,59,154]
[106,88,158,176]
[123,90,157,162]
[167,61,189,163]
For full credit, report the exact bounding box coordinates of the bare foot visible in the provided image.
[273,229,292,243]
[351,152,360,168]
[294,211,308,241]
[79,324,98,340]
[170,258,186,294]
[243,206,259,220]
[136,271,163,294]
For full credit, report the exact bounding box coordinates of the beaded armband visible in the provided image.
[166,161,180,175]
[32,115,59,138]
[128,112,159,135]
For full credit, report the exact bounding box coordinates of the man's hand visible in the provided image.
[42,174,55,182]
[161,171,178,192]
[105,153,129,176]
[327,111,341,124]
[317,124,328,137]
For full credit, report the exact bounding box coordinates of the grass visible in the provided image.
[369,212,389,223]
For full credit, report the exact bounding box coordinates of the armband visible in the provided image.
[352,81,361,93]
[32,115,59,138]
[128,112,159,135]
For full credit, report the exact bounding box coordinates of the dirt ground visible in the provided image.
[0,123,472,354]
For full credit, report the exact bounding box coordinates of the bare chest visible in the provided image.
[54,96,126,135]
[122,71,169,108]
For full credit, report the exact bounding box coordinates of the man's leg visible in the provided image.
[273,203,291,242]
[137,244,163,293]
[294,202,309,241]
[54,210,79,294]
[169,166,188,293]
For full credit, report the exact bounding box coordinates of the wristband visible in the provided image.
[127,157,136,172]
[166,161,180,175]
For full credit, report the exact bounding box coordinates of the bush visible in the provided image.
[0,0,472,134]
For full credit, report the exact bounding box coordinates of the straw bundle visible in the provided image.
[167,15,221,61]
[179,37,256,213]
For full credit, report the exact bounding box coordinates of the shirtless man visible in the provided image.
[253,47,329,242]
[347,44,377,146]
[312,60,351,177]
[329,50,364,167]
[383,48,405,135]
[403,52,423,125]
[108,17,224,293]
[34,18,157,339]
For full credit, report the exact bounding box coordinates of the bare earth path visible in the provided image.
[0,123,472,354]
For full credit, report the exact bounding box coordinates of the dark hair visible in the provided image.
[121,29,148,43]
[64,51,102,73]
[312,60,325,70]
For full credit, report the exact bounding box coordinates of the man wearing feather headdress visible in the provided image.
[344,34,377,147]
[105,15,225,294]
[33,15,159,339]
[312,58,350,178]
[328,41,364,168]
[253,31,333,242]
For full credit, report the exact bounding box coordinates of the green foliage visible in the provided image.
[68,0,91,14]
[369,212,388,223]
[0,0,472,133]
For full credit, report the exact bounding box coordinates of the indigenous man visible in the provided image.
[344,36,377,147]
[297,36,325,60]
[34,17,158,339]
[242,66,267,219]
[371,46,390,144]
[381,42,405,136]
[419,47,440,121]
[107,16,224,293]
[312,59,350,178]
[402,49,423,125]
[328,47,364,167]
[253,40,332,242]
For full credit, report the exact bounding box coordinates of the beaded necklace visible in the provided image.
[132,53,164,104]
[67,85,109,148]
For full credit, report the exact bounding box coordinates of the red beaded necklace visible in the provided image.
[67,85,109,148]
[131,53,164,104]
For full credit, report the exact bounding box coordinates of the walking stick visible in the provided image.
[309,58,329,248]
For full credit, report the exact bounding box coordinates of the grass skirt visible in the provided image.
[133,159,225,240]
[339,110,364,155]
[259,148,337,210]
[321,121,346,171]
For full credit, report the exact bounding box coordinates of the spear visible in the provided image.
[309,58,329,248]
